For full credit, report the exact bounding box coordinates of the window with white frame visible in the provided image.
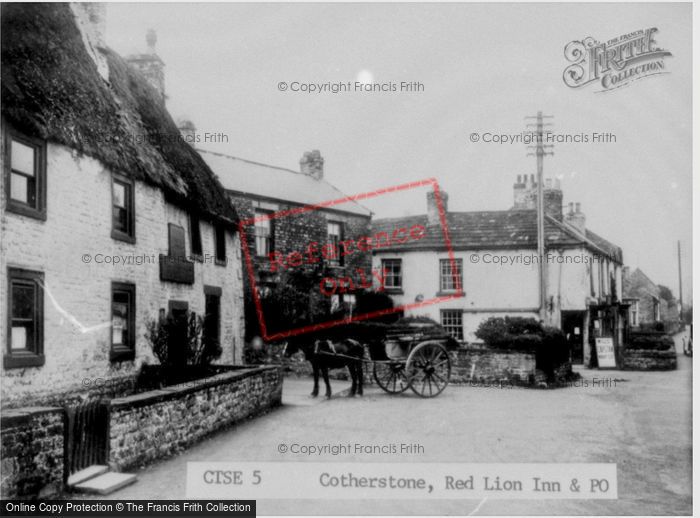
[439,258,463,292]
[381,259,402,290]
[440,309,463,341]
[254,210,273,257]
[327,221,343,266]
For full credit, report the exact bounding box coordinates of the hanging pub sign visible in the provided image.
[595,337,617,368]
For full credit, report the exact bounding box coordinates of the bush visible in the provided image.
[511,334,542,351]
[145,310,222,368]
[474,316,543,349]
[539,326,570,365]
[354,290,401,324]
[638,321,666,333]
[474,317,511,347]
[627,334,674,351]
[475,317,571,381]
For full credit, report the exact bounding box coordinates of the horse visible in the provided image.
[284,337,365,399]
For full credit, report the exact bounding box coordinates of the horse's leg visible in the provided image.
[322,367,332,399]
[348,363,357,397]
[356,360,364,396]
[311,363,319,397]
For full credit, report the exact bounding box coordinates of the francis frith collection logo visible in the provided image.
[563,28,672,92]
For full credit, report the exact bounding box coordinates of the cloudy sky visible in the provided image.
[106,2,692,300]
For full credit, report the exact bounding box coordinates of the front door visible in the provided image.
[561,311,585,364]
[168,300,189,367]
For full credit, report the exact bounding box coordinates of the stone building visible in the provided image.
[199,148,372,339]
[0,3,245,407]
[371,175,626,368]
[622,267,679,328]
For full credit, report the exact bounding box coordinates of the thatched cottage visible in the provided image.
[0,3,245,406]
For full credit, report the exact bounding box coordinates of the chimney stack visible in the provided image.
[146,29,157,54]
[512,174,563,220]
[125,29,166,102]
[565,202,586,234]
[300,150,324,180]
[427,190,448,226]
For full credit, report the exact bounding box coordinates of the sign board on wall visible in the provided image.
[595,337,616,368]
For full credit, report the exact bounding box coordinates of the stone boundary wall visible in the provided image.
[0,407,64,499]
[108,366,283,471]
[449,348,537,386]
[622,349,677,370]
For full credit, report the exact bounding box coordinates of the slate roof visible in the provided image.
[371,210,623,263]
[0,3,237,225]
[199,150,372,217]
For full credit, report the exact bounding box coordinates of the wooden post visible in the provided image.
[582,309,591,368]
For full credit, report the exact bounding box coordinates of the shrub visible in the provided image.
[638,321,666,333]
[539,326,570,366]
[475,317,571,381]
[627,334,674,351]
[474,316,542,349]
[474,317,511,347]
[145,310,222,368]
[354,290,400,324]
[505,316,542,336]
[511,334,542,351]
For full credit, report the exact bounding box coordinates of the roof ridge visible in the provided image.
[197,148,300,175]
[544,215,621,260]
[198,148,374,216]
[373,209,528,222]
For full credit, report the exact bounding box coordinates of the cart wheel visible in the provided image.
[373,361,410,394]
[406,341,451,398]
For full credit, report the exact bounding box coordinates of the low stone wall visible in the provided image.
[622,349,677,370]
[449,348,537,386]
[109,366,283,471]
[1,376,137,410]
[0,407,64,499]
[282,346,572,388]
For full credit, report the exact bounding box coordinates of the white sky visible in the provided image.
[106,2,692,301]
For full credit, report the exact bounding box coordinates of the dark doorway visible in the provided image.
[561,311,585,364]
[168,300,189,367]
[204,286,221,345]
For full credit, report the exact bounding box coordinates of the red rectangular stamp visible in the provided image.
[239,177,462,341]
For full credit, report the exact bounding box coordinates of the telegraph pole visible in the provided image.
[525,111,554,323]
[677,240,683,323]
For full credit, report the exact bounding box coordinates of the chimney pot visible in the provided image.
[565,202,586,234]
[125,30,166,102]
[177,119,196,146]
[146,29,157,54]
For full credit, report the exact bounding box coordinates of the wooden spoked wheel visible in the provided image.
[405,341,451,398]
[373,361,410,394]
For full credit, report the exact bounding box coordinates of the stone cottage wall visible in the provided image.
[0,140,245,407]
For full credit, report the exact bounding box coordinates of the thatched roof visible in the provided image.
[1,3,237,225]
